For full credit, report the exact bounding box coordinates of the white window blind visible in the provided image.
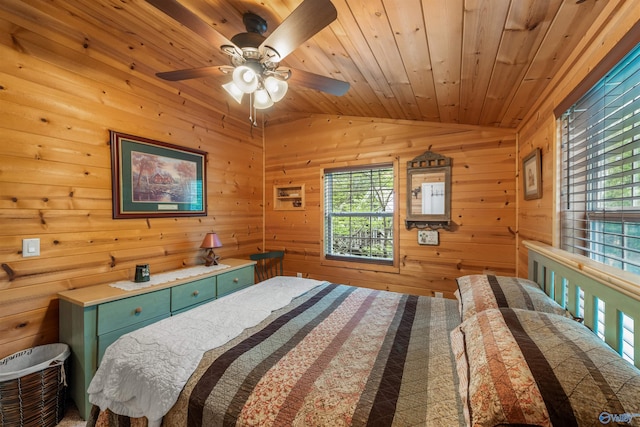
[560,42,640,275]
[324,165,394,264]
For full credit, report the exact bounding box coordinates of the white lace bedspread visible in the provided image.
[88,276,325,425]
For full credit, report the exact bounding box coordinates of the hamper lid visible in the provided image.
[0,343,70,382]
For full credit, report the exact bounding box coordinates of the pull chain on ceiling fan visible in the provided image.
[146,0,350,125]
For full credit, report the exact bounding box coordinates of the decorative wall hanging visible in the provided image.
[405,150,452,230]
[522,148,542,200]
[417,229,439,245]
[110,131,207,218]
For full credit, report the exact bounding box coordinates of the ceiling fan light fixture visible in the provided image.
[232,65,259,93]
[222,81,244,104]
[253,89,274,109]
[264,76,288,102]
[148,0,349,125]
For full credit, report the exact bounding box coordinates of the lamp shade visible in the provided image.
[200,232,222,249]
[232,66,259,93]
[253,88,274,109]
[222,81,244,104]
[264,76,288,102]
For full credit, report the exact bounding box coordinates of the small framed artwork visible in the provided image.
[522,148,542,200]
[418,229,439,245]
[110,131,207,218]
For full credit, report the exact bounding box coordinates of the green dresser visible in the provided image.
[58,259,255,420]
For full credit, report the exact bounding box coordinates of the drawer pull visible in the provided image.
[193,290,200,297]
[134,307,143,314]
[233,278,239,283]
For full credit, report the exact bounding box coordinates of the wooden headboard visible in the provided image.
[524,240,640,369]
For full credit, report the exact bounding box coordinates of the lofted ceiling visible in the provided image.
[7,0,611,128]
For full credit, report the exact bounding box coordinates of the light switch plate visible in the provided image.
[417,230,439,245]
[22,238,40,257]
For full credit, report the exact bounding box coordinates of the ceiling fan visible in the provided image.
[146,0,350,120]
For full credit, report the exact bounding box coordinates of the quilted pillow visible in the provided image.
[455,274,570,321]
[450,308,640,427]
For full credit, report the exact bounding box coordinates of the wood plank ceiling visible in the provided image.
[5,0,610,128]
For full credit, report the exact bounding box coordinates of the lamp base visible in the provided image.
[203,250,220,266]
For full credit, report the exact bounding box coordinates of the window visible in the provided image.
[560,42,640,274]
[324,164,395,264]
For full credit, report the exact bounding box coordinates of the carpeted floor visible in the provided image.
[58,401,86,427]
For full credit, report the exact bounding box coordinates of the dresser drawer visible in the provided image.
[97,289,171,335]
[217,266,254,297]
[171,300,211,316]
[171,277,216,312]
[97,313,169,364]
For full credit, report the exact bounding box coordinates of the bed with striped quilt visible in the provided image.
[159,282,465,426]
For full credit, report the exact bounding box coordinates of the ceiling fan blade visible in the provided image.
[260,0,337,61]
[156,66,228,81]
[287,68,349,96]
[145,0,238,52]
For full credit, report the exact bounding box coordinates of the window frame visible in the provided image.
[321,160,399,273]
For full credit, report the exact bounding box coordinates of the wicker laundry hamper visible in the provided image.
[0,343,70,427]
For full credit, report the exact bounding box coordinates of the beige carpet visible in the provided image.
[58,402,86,427]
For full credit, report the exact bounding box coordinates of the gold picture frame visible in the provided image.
[523,148,542,200]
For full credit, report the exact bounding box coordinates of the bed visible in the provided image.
[86,241,640,426]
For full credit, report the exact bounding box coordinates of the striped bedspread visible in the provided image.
[162,283,464,426]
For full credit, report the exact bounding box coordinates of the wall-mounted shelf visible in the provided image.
[274,184,305,210]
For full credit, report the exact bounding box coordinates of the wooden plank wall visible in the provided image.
[264,116,517,297]
[0,4,263,359]
[2,0,635,362]
[516,1,640,277]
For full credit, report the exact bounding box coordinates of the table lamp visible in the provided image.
[200,232,222,266]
